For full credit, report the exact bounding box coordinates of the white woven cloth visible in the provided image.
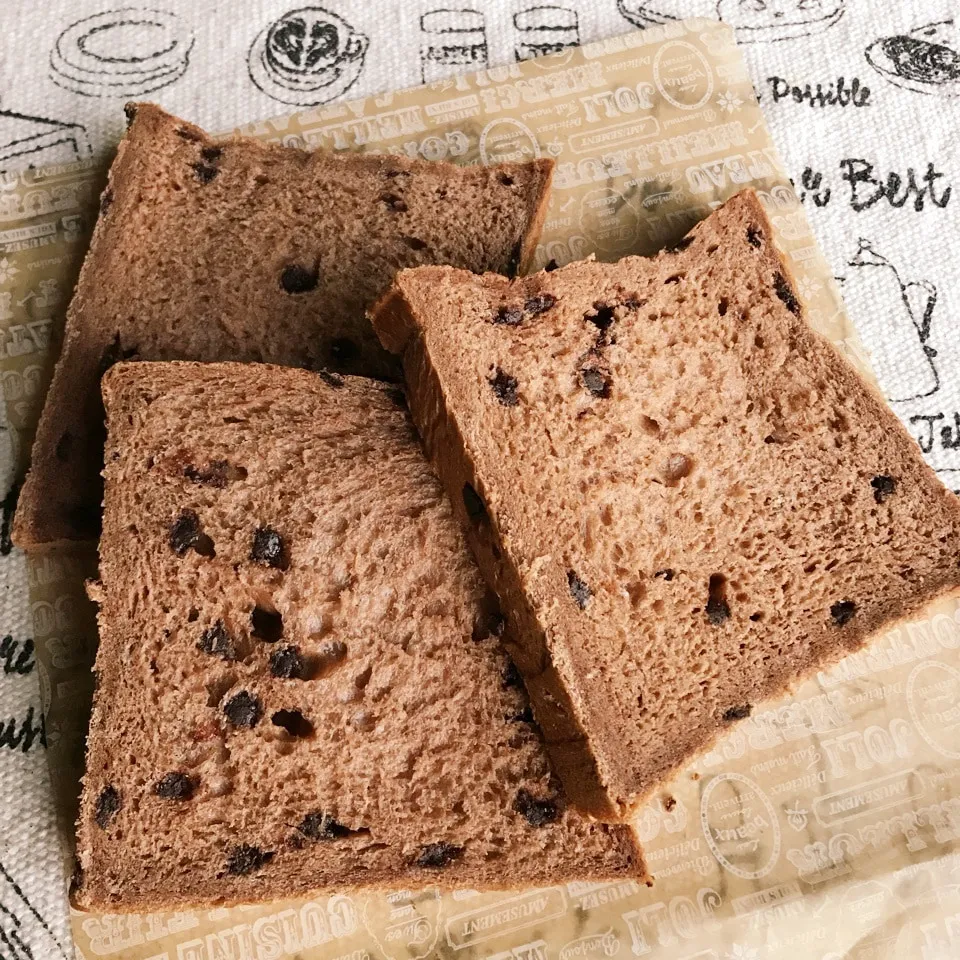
[1,2,958,956]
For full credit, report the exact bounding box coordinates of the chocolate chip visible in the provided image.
[201,145,222,163]
[223,691,262,728]
[871,475,897,503]
[706,599,730,625]
[55,432,73,462]
[251,606,283,643]
[318,369,345,389]
[192,162,218,184]
[670,235,694,252]
[280,264,319,294]
[747,226,763,248]
[198,620,237,660]
[830,600,857,626]
[329,337,359,366]
[492,305,523,326]
[270,645,308,679]
[502,660,523,688]
[415,842,463,868]
[94,786,120,828]
[580,366,610,398]
[168,510,214,557]
[176,127,201,142]
[99,190,113,217]
[722,704,752,723]
[462,483,488,521]
[123,103,138,126]
[297,811,353,841]
[544,259,559,272]
[489,368,519,406]
[154,772,195,801]
[498,172,515,186]
[380,193,408,212]
[505,239,523,278]
[184,460,247,488]
[226,844,273,875]
[663,795,677,811]
[524,293,557,316]
[586,304,615,331]
[707,573,729,624]
[251,526,288,569]
[514,788,560,827]
[654,569,674,581]
[567,570,591,609]
[774,272,800,315]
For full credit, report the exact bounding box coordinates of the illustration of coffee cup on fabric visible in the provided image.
[865,19,960,97]
[248,6,369,106]
[619,0,846,42]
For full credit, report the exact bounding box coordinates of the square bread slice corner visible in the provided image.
[74,361,644,911]
[14,102,553,551]
[370,187,960,821]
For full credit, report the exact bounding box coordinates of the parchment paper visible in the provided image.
[2,18,959,960]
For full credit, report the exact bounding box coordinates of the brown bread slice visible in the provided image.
[75,361,644,911]
[371,188,960,820]
[14,102,553,550]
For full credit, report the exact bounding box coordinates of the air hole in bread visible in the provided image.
[640,416,661,438]
[718,297,729,316]
[271,709,314,738]
[498,173,515,186]
[755,334,765,349]
[251,605,283,642]
[706,574,730,625]
[403,236,428,251]
[749,612,764,622]
[664,273,684,284]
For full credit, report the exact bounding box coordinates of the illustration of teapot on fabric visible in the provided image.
[839,239,940,405]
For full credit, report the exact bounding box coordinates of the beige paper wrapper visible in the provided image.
[3,18,960,960]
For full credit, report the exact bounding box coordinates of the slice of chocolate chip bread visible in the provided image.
[76,361,643,910]
[14,102,553,550]
[371,188,960,820]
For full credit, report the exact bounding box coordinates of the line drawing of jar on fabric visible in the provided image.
[840,239,939,403]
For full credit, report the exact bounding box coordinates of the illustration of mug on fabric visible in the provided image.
[839,239,939,405]
[618,0,846,42]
